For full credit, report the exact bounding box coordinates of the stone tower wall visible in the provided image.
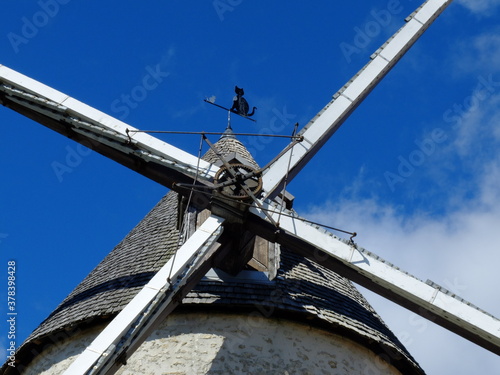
[25,313,402,375]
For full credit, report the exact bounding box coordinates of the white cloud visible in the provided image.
[447,91,500,161]
[458,0,500,15]
[451,29,500,75]
[301,158,500,373]
[300,83,500,372]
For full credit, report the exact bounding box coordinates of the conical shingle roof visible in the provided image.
[6,134,425,375]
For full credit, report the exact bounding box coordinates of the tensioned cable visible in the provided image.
[126,128,301,140]
[167,134,205,283]
[174,183,357,240]
[276,122,299,227]
[200,134,279,228]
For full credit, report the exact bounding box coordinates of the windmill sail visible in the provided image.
[1,1,498,374]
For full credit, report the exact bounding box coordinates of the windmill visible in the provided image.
[1,0,499,374]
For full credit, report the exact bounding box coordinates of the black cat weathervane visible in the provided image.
[204,86,257,122]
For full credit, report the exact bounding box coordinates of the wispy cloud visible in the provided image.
[301,154,500,372]
[299,69,500,370]
[458,0,500,15]
[451,92,500,156]
[452,29,500,74]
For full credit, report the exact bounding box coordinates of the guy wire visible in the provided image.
[167,134,205,283]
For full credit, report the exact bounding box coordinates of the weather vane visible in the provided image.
[204,86,257,123]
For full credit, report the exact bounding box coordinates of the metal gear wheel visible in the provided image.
[214,163,263,200]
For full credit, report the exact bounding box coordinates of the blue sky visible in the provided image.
[1,1,500,373]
